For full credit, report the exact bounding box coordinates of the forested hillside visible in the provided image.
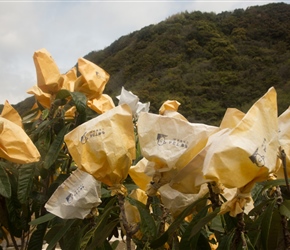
[83,2,290,124]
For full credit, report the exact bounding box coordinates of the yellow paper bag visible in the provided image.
[60,67,77,92]
[64,104,135,187]
[129,158,152,191]
[202,87,279,189]
[275,106,290,178]
[219,108,245,130]
[159,100,187,121]
[74,58,110,100]
[159,183,208,218]
[170,129,229,194]
[87,94,115,114]
[33,48,62,94]
[159,100,180,114]
[1,100,23,128]
[27,85,51,109]
[138,112,218,173]
[0,117,40,163]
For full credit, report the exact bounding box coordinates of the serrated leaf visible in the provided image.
[43,125,69,169]
[29,213,56,226]
[261,198,276,250]
[0,163,11,198]
[17,163,35,203]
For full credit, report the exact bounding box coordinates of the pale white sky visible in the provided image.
[0,0,286,104]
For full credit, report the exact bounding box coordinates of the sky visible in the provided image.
[0,0,288,104]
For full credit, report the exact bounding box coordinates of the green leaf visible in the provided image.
[279,199,290,218]
[180,204,210,249]
[56,89,71,100]
[128,197,157,240]
[46,219,75,250]
[43,125,69,169]
[266,210,284,250]
[150,197,207,248]
[217,228,236,250]
[87,218,119,249]
[27,223,48,250]
[81,198,118,250]
[29,213,56,226]
[0,163,11,198]
[260,198,276,250]
[17,163,36,203]
[70,91,87,114]
[190,207,220,237]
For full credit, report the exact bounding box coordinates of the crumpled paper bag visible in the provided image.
[275,106,290,179]
[64,104,135,189]
[74,58,110,100]
[138,112,218,173]
[45,168,102,219]
[87,94,115,114]
[159,183,208,218]
[116,87,150,118]
[159,100,187,121]
[202,87,279,189]
[137,112,218,195]
[59,67,77,92]
[0,116,40,164]
[1,100,23,128]
[27,85,52,109]
[219,108,245,130]
[129,157,152,191]
[170,107,246,194]
[33,48,62,94]
[170,129,230,194]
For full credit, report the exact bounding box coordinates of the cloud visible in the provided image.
[0,1,283,104]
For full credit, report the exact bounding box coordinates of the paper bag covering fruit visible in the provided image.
[159,183,208,218]
[33,48,62,94]
[64,104,135,191]
[74,58,109,100]
[170,108,246,194]
[137,112,218,195]
[1,100,23,128]
[45,169,102,219]
[129,157,152,191]
[0,116,40,164]
[275,106,290,179]
[117,87,150,118]
[159,100,187,121]
[203,87,278,188]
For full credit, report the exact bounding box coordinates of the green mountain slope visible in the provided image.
[83,2,290,124]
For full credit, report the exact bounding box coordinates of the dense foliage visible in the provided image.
[82,2,290,125]
[1,3,290,250]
